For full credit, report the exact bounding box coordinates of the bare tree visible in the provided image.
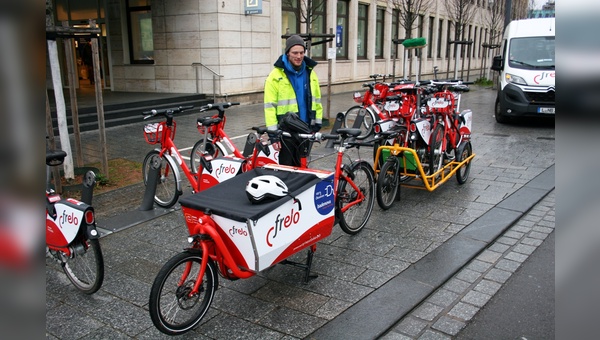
[282,0,327,55]
[443,0,478,79]
[388,0,433,39]
[482,0,505,80]
[283,0,326,33]
[387,0,434,78]
[512,0,529,20]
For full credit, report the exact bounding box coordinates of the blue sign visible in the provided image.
[314,177,335,215]
[336,25,343,47]
[245,0,262,15]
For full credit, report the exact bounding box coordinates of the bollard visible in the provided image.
[139,154,161,211]
[325,112,346,148]
[81,170,96,205]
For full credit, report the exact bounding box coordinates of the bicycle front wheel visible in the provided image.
[429,124,445,175]
[149,251,217,336]
[376,157,400,210]
[343,106,376,139]
[62,238,104,294]
[143,150,180,208]
[336,161,375,234]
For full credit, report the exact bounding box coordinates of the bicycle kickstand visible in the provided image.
[281,244,319,284]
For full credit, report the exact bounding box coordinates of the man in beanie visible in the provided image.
[264,34,323,166]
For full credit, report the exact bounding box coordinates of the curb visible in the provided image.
[309,164,555,339]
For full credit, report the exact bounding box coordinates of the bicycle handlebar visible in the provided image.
[141,105,194,118]
[198,102,240,117]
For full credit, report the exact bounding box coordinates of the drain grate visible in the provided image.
[537,136,555,140]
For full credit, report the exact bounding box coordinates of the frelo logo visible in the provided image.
[215,163,237,178]
[229,226,248,237]
[59,210,79,229]
[533,72,555,84]
[266,204,301,247]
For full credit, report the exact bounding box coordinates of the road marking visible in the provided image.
[180,133,246,161]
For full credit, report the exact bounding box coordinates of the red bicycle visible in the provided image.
[141,104,278,208]
[46,147,104,294]
[148,128,375,335]
[344,74,398,139]
[190,102,279,173]
[424,80,473,179]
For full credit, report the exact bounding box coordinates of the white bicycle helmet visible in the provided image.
[246,175,288,204]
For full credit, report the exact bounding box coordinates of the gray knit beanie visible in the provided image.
[285,35,305,54]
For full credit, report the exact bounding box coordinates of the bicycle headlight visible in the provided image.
[505,73,527,86]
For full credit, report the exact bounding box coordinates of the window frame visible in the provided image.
[427,16,434,59]
[126,0,154,65]
[437,18,444,58]
[336,0,349,59]
[375,7,385,58]
[310,0,327,60]
[357,3,369,59]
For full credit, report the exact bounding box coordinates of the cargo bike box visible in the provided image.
[179,164,335,274]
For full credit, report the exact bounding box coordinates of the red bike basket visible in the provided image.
[144,121,175,144]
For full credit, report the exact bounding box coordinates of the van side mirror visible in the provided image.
[491,56,503,71]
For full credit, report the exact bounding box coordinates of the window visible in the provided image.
[479,27,484,58]
[428,16,434,58]
[282,0,300,51]
[391,9,400,57]
[126,0,153,64]
[446,21,453,59]
[375,7,385,58]
[357,3,368,59]
[473,26,477,57]
[311,0,327,60]
[437,19,443,58]
[336,1,349,59]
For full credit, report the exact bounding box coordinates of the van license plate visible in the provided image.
[538,107,555,114]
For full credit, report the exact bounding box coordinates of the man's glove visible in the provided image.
[311,123,322,132]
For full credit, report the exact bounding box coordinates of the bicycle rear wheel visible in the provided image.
[143,150,180,208]
[149,251,217,335]
[343,106,376,139]
[376,157,400,210]
[336,161,375,234]
[456,142,472,184]
[62,238,104,294]
[190,138,227,174]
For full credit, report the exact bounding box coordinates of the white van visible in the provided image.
[491,18,555,123]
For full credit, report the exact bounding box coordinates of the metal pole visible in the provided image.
[90,26,109,180]
[326,28,333,125]
[212,74,216,101]
[62,30,84,167]
[454,44,459,80]
[48,38,75,179]
[139,154,161,210]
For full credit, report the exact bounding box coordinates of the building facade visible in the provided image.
[49,0,506,101]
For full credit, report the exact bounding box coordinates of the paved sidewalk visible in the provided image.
[46,87,555,339]
[381,190,555,339]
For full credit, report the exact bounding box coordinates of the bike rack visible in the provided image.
[80,170,96,205]
[139,154,161,211]
[325,112,346,148]
[374,145,475,192]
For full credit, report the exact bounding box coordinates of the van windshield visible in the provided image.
[508,36,555,70]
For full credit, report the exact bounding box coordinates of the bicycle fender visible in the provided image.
[162,153,183,192]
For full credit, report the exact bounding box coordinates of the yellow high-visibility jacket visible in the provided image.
[264,55,322,130]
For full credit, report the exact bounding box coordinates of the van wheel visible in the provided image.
[495,98,509,124]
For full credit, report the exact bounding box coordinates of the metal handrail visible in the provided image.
[192,62,224,101]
